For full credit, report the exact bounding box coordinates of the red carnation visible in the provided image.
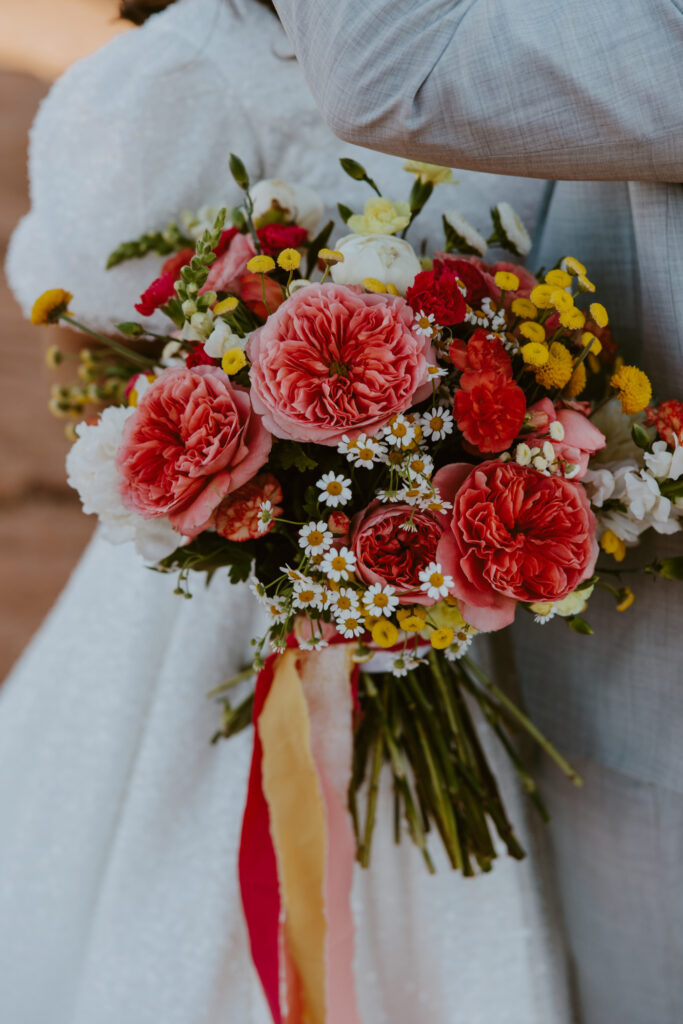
[134,271,176,316]
[406,267,466,326]
[646,399,683,447]
[185,343,218,368]
[454,375,526,453]
[433,254,499,307]
[450,329,512,380]
[214,473,283,541]
[257,223,308,256]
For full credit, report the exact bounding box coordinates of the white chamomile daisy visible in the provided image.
[264,599,288,624]
[336,612,365,639]
[336,435,357,456]
[292,579,323,610]
[549,420,565,442]
[270,635,288,653]
[418,561,454,600]
[390,655,410,677]
[362,583,399,618]
[331,587,361,616]
[421,406,454,441]
[317,471,352,507]
[375,488,403,503]
[444,631,475,661]
[347,433,387,469]
[405,453,434,482]
[413,310,437,337]
[300,634,329,651]
[320,546,357,582]
[397,483,433,506]
[382,414,417,449]
[530,603,557,625]
[257,500,276,532]
[426,364,448,380]
[280,565,305,582]
[248,575,268,602]
[298,521,333,557]
[419,494,451,515]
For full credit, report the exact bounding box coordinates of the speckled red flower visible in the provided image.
[646,399,683,447]
[214,473,283,541]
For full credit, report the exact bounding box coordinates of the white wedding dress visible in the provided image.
[1,1,572,1021]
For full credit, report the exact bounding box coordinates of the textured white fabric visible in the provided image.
[1,1,571,1021]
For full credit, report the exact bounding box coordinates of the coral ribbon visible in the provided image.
[239,645,362,1024]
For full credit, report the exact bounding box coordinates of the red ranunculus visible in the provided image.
[449,329,512,379]
[214,473,283,541]
[351,502,447,604]
[434,460,599,631]
[257,223,308,256]
[454,375,526,453]
[406,267,466,326]
[134,271,176,316]
[116,365,272,537]
[238,272,287,321]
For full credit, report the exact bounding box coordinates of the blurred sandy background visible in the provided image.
[0,1,130,677]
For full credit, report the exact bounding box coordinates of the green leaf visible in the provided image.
[229,153,250,191]
[337,203,353,224]
[652,556,683,581]
[631,422,653,450]
[116,321,145,337]
[660,479,683,499]
[160,297,185,329]
[567,615,594,635]
[305,219,335,278]
[271,441,319,473]
[231,206,248,231]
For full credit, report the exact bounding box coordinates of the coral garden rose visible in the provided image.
[525,398,606,478]
[406,266,467,326]
[214,473,283,541]
[117,364,271,537]
[434,461,598,631]
[351,502,448,604]
[247,283,433,445]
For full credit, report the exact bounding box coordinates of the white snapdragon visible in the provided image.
[204,318,244,359]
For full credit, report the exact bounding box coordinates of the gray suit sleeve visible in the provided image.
[273,0,683,181]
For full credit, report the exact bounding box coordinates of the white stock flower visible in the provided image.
[443,210,487,257]
[644,440,683,481]
[493,202,531,257]
[66,405,182,562]
[330,233,421,294]
[251,178,323,233]
[623,470,679,534]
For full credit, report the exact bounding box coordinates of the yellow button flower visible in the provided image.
[610,365,652,414]
[347,197,411,236]
[535,342,574,389]
[545,269,572,289]
[371,620,399,649]
[511,297,538,319]
[362,278,387,293]
[31,288,73,325]
[600,529,626,563]
[221,347,248,376]
[561,256,587,276]
[530,284,554,309]
[397,606,427,632]
[616,587,635,612]
[521,342,549,367]
[581,331,603,355]
[318,249,344,264]
[589,302,609,327]
[246,254,276,274]
[576,274,596,293]
[213,296,239,315]
[559,307,586,330]
[403,160,455,185]
[430,627,455,650]
[564,361,587,398]
[519,321,546,343]
[385,283,401,296]
[277,248,302,271]
[494,270,520,291]
[550,288,574,312]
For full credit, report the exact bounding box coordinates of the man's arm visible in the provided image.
[274,0,683,181]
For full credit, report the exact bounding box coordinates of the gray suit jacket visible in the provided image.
[274,3,683,1020]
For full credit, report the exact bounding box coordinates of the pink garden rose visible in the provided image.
[351,502,448,604]
[247,283,433,445]
[117,365,271,537]
[525,398,606,478]
[434,460,598,631]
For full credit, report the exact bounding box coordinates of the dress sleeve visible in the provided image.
[5,13,255,332]
[273,0,683,182]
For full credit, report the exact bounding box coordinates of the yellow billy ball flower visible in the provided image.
[277,248,302,271]
[362,277,387,293]
[576,274,596,293]
[511,297,537,319]
[246,254,276,274]
[371,620,399,649]
[385,283,401,296]
[530,284,554,309]
[550,288,574,312]
[494,270,520,291]
[616,587,635,612]
[519,321,546,343]
[397,606,427,632]
[587,353,601,374]
[561,256,587,276]
[545,268,572,289]
[559,306,586,330]
[589,302,609,327]
[318,248,344,265]
[403,160,455,185]
[610,365,652,414]
[535,342,574,389]
[521,342,549,367]
[31,288,73,325]
[348,197,411,236]
[581,331,603,355]
[600,529,626,563]
[429,627,455,650]
[221,347,248,376]
[213,296,239,315]
[564,361,587,398]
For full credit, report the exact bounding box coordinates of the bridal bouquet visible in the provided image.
[35,154,682,1022]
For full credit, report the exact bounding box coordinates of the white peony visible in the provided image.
[250,178,323,234]
[66,406,184,562]
[330,233,421,294]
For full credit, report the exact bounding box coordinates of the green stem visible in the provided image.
[359,732,385,868]
[61,314,156,369]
